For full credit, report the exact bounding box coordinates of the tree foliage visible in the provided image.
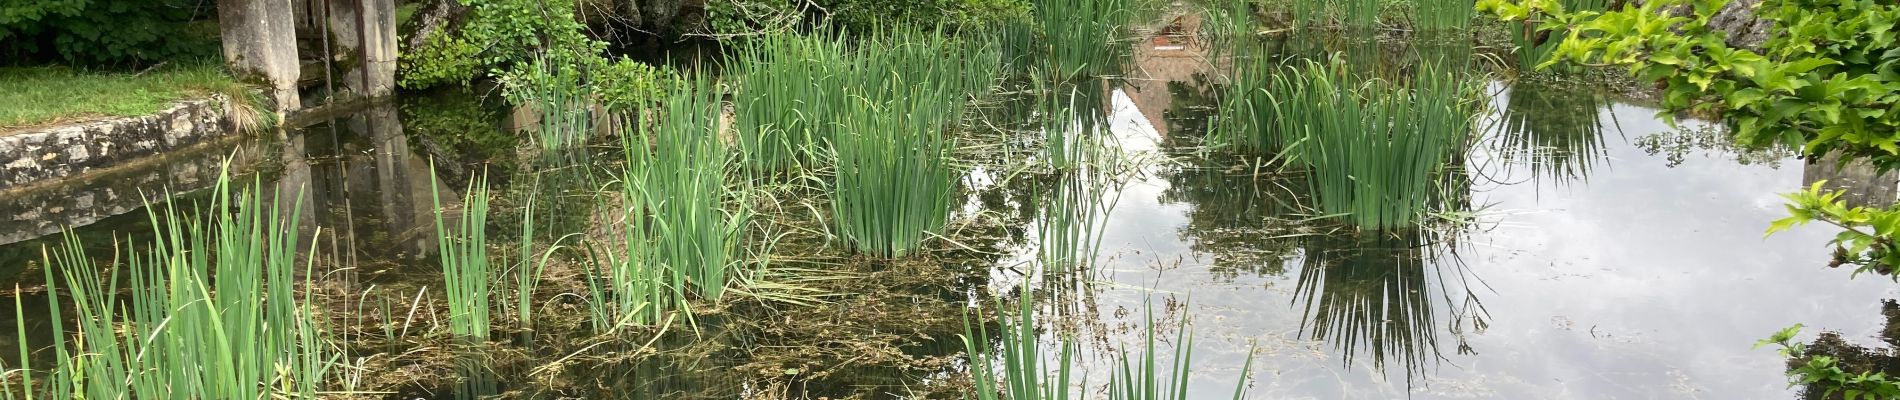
[1479,0,1898,167]
[0,0,217,66]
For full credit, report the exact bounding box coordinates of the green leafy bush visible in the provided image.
[1478,0,1900,169]
[0,0,217,66]
[398,0,604,89]
[703,0,1029,36]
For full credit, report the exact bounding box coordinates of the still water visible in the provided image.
[0,42,1894,400]
[1056,70,1899,398]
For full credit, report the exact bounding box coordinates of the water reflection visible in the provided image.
[1290,229,1486,383]
[286,102,449,260]
[1494,79,1610,187]
[1802,152,1897,209]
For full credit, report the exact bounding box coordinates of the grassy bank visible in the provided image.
[0,64,249,132]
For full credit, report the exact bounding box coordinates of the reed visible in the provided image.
[12,166,335,399]
[829,29,998,257]
[1265,60,1479,229]
[1210,40,1281,155]
[430,173,499,399]
[731,33,854,171]
[830,86,959,258]
[626,76,751,301]
[434,174,494,345]
[1028,0,1134,82]
[1291,0,1380,30]
[1037,137,1123,274]
[963,291,1256,400]
[1414,0,1476,33]
[1108,304,1193,400]
[962,288,1077,400]
[514,58,596,151]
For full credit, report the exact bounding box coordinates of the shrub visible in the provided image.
[0,0,218,67]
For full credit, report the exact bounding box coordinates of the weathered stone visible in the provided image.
[0,137,262,246]
[219,0,304,112]
[328,0,399,97]
[0,97,232,193]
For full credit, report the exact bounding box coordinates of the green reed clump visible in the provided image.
[1415,0,1476,33]
[434,174,495,345]
[1037,137,1123,274]
[9,167,335,399]
[962,291,1254,400]
[626,77,751,301]
[831,86,960,258]
[513,58,596,151]
[829,29,999,258]
[1211,40,1281,155]
[1291,0,1380,30]
[1265,60,1479,229]
[963,288,1077,400]
[586,76,747,335]
[1027,0,1134,82]
[1109,304,1200,400]
[731,33,853,171]
[431,173,500,399]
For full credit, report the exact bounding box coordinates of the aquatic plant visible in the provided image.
[627,77,752,301]
[962,288,1077,400]
[1027,0,1134,82]
[1265,60,1480,229]
[434,174,495,346]
[431,173,500,399]
[731,32,853,172]
[8,167,336,399]
[830,86,960,258]
[513,57,596,151]
[1210,39,1281,156]
[1037,137,1124,274]
[962,290,1255,400]
[1414,0,1477,33]
[829,29,999,257]
[1290,0,1379,30]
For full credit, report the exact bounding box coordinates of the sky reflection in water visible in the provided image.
[1076,78,1899,399]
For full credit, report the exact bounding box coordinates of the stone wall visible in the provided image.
[0,97,232,193]
[0,138,261,246]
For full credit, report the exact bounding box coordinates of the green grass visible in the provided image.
[9,163,335,399]
[0,64,252,131]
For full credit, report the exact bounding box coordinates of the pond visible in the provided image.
[0,13,1893,400]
